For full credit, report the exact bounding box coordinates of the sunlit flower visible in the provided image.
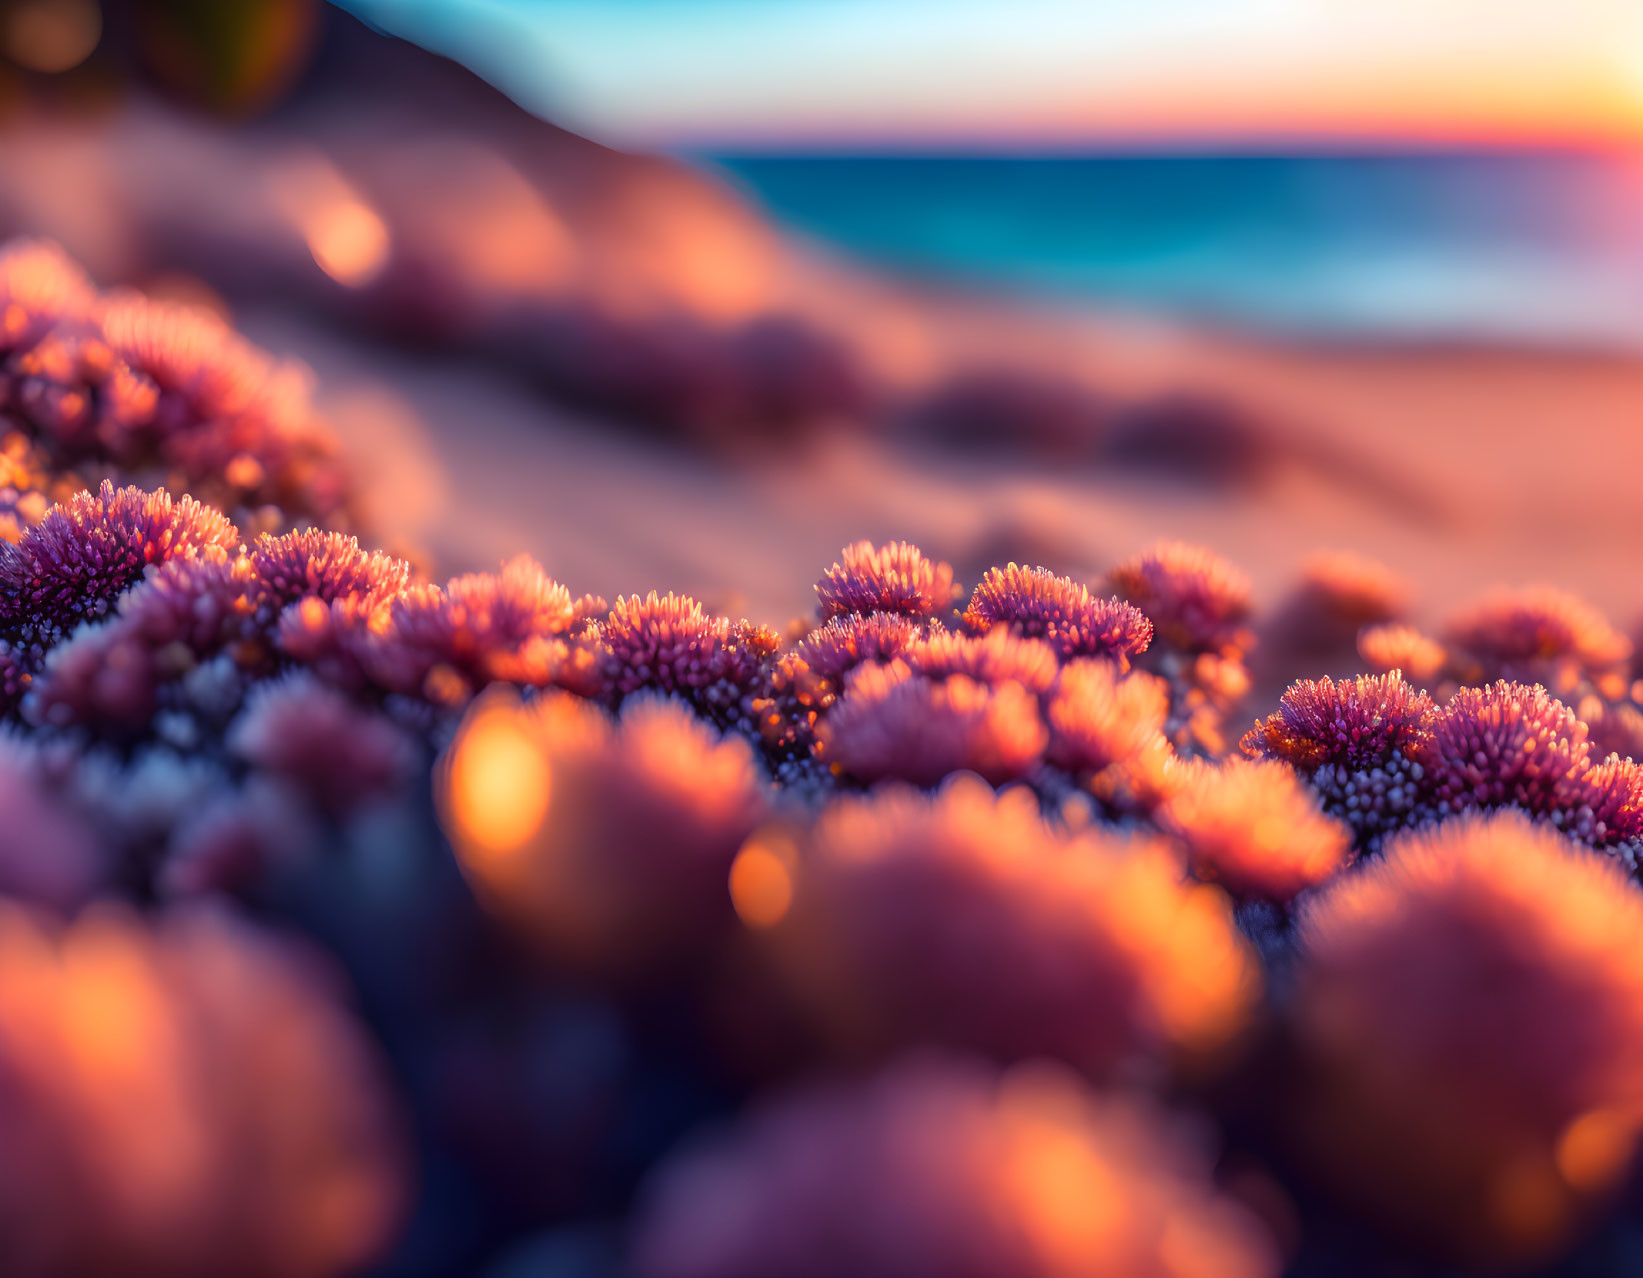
[757,611,921,752]
[814,539,958,620]
[1109,540,1252,653]
[817,661,1047,786]
[440,690,768,980]
[1242,672,1434,849]
[632,1056,1279,1278]
[904,627,1060,695]
[963,564,1152,666]
[1044,659,1168,778]
[366,556,577,704]
[0,481,239,644]
[1244,672,1433,772]
[0,240,97,342]
[228,675,419,819]
[1291,812,1643,1265]
[0,903,404,1278]
[248,529,411,619]
[1159,757,1351,901]
[772,776,1258,1073]
[1442,587,1630,696]
[1356,622,1446,685]
[1562,753,1643,870]
[1419,680,1592,817]
[601,591,777,722]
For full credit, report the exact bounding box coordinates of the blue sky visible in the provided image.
[339,0,1643,150]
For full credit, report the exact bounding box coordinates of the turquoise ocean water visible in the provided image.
[711,153,1643,346]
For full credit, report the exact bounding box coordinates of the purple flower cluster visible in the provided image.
[1110,542,1257,756]
[14,244,1643,1278]
[0,241,352,530]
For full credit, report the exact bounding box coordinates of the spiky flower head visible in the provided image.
[1160,757,1351,901]
[368,556,576,703]
[600,591,777,721]
[1291,813,1643,1265]
[773,776,1258,1073]
[1442,587,1630,694]
[817,662,1047,786]
[782,611,920,696]
[757,611,920,752]
[632,1057,1279,1278]
[1561,753,1643,870]
[0,904,405,1278]
[1419,680,1592,816]
[1044,660,1169,777]
[1243,672,1436,850]
[814,539,958,620]
[1243,672,1433,773]
[119,546,258,654]
[1109,540,1252,653]
[904,627,1060,695]
[1357,623,1446,684]
[249,529,411,618]
[963,564,1152,667]
[0,481,239,643]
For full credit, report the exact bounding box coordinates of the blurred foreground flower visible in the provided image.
[438,689,768,981]
[1291,813,1643,1267]
[771,776,1258,1076]
[0,903,404,1278]
[631,1055,1279,1278]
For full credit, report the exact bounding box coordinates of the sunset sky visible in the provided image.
[344,0,1643,150]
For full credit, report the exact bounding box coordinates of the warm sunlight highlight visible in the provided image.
[729,831,795,929]
[443,701,552,871]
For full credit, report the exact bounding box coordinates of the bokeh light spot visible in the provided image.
[729,833,794,929]
[4,0,100,74]
[445,706,551,864]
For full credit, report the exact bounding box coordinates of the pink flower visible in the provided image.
[1159,757,1351,901]
[1442,587,1630,696]
[0,481,239,643]
[440,691,768,981]
[1357,623,1446,685]
[600,591,777,721]
[228,676,419,818]
[1110,540,1252,653]
[1291,812,1643,1265]
[632,1056,1279,1278]
[0,903,405,1278]
[1419,680,1592,816]
[1044,660,1169,777]
[814,540,958,620]
[818,662,1047,786]
[771,776,1258,1073]
[963,564,1152,666]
